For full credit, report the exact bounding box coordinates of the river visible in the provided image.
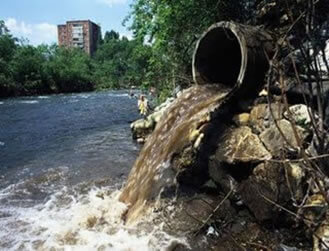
[0,91,184,250]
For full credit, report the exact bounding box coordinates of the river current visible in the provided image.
[0,91,184,250]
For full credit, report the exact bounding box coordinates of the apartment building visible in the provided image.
[58,20,101,56]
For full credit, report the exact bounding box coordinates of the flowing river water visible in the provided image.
[0,91,185,250]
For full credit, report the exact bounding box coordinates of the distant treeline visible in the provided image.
[0,24,152,98]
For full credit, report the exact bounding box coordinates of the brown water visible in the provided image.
[120,85,230,223]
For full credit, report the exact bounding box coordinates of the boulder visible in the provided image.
[249,103,284,134]
[240,162,289,221]
[208,157,238,194]
[240,161,307,222]
[215,126,272,164]
[259,119,307,156]
[130,97,175,142]
[130,118,155,140]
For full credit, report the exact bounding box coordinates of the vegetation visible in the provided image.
[0,1,256,99]
[0,24,151,98]
[125,0,256,101]
[1,0,328,103]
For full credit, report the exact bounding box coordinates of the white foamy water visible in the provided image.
[19,100,39,104]
[0,101,4,105]
[79,94,91,99]
[0,185,186,251]
[37,96,50,99]
[0,141,5,147]
[108,94,129,97]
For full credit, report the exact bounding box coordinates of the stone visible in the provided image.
[153,194,236,234]
[233,113,250,126]
[130,96,175,141]
[215,126,272,164]
[208,157,238,194]
[300,194,327,228]
[136,138,145,144]
[313,220,329,251]
[154,97,174,112]
[283,104,312,127]
[130,118,154,140]
[297,193,329,251]
[258,88,268,96]
[240,162,290,221]
[249,103,284,134]
[286,163,305,201]
[259,119,306,156]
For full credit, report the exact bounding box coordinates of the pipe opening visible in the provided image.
[194,28,242,86]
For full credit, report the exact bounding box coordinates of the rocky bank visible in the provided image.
[130,90,329,250]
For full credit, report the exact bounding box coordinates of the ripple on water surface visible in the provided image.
[0,91,185,250]
[18,100,39,104]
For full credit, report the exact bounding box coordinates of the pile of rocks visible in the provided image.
[131,97,175,143]
[129,91,329,250]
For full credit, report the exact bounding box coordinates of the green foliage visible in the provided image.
[0,19,152,98]
[46,47,94,93]
[0,0,256,100]
[0,20,9,35]
[104,30,120,43]
[93,36,151,90]
[125,0,255,100]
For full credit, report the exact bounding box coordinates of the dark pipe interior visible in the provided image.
[195,28,242,86]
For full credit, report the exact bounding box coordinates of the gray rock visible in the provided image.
[215,126,272,164]
[130,118,154,140]
[208,158,238,194]
[131,97,175,141]
[259,119,306,155]
[240,162,290,221]
[249,103,284,134]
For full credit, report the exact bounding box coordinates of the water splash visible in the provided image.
[0,182,187,251]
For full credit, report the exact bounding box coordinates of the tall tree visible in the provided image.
[104,30,120,43]
[125,0,255,98]
[0,20,9,35]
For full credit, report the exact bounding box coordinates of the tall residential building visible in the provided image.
[57,20,101,56]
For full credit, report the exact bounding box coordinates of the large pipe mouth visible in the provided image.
[193,22,246,87]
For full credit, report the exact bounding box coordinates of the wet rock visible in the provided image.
[130,97,175,142]
[214,222,280,251]
[215,126,271,164]
[313,220,329,251]
[298,194,329,251]
[154,194,236,234]
[154,97,175,112]
[259,119,306,155]
[233,113,250,126]
[208,157,238,194]
[130,118,155,140]
[301,194,327,227]
[286,163,305,202]
[202,179,218,192]
[249,103,284,134]
[240,162,290,221]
